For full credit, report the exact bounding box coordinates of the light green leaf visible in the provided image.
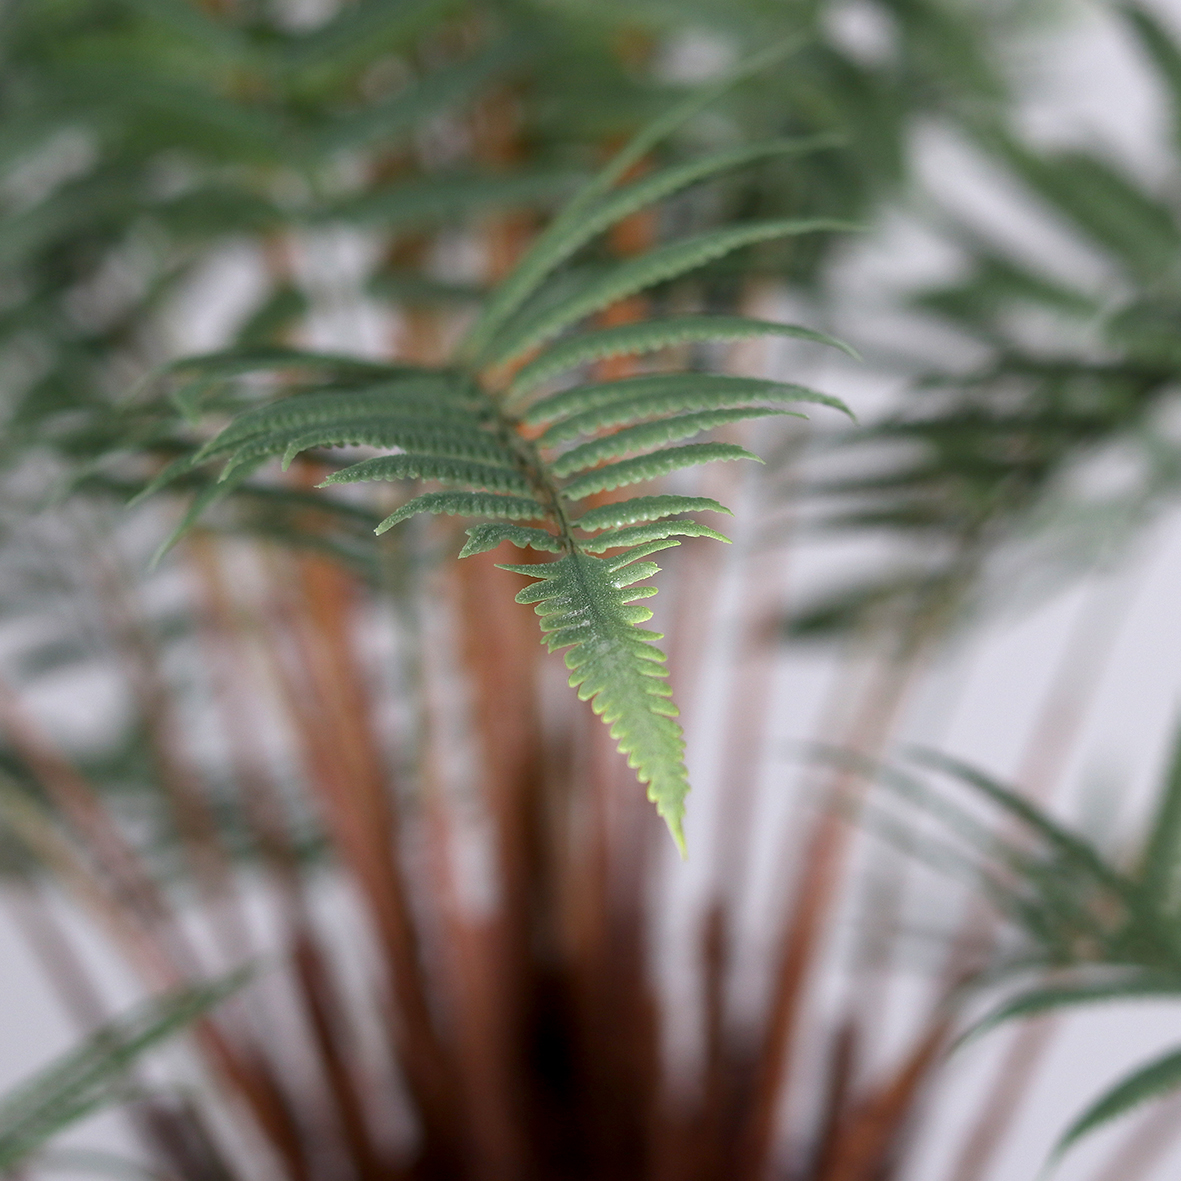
[319,170,580,228]
[481,218,856,370]
[151,460,266,567]
[959,976,1181,1048]
[499,548,691,850]
[508,313,856,400]
[561,441,760,500]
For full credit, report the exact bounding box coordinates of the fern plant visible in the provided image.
[139,54,853,849]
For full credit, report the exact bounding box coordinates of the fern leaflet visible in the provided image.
[501,546,691,851]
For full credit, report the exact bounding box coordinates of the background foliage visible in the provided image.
[5,0,1181,1179]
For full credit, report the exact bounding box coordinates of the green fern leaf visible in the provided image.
[550,408,799,476]
[525,373,849,436]
[375,491,549,534]
[579,520,730,552]
[508,313,856,400]
[458,523,563,557]
[320,454,531,494]
[480,218,855,370]
[574,495,733,531]
[499,547,691,850]
[560,441,760,500]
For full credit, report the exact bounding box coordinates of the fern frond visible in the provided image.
[560,442,760,499]
[526,373,849,436]
[481,218,856,370]
[499,547,691,850]
[375,491,550,534]
[459,523,563,557]
[574,495,732,531]
[549,408,799,476]
[320,454,532,494]
[508,313,856,400]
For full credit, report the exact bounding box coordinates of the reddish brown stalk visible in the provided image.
[939,580,1135,1181]
[0,676,193,965]
[804,1022,860,1181]
[944,1019,1055,1181]
[80,532,254,964]
[816,1014,952,1181]
[256,545,461,1167]
[190,535,392,1181]
[1085,1091,1181,1181]
[734,630,930,1181]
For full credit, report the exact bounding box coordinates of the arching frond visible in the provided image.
[133,59,854,847]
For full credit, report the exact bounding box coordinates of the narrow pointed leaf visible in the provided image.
[459,523,563,557]
[320,453,532,494]
[509,312,856,399]
[459,37,806,360]
[578,520,730,552]
[526,373,849,435]
[1048,1047,1181,1168]
[561,442,760,500]
[374,491,548,534]
[574,495,733,531]
[551,408,798,476]
[0,972,250,1172]
[482,218,856,369]
[1139,718,1181,908]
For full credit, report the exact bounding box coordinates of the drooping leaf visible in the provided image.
[1047,1047,1181,1169]
[319,453,533,495]
[500,546,690,850]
